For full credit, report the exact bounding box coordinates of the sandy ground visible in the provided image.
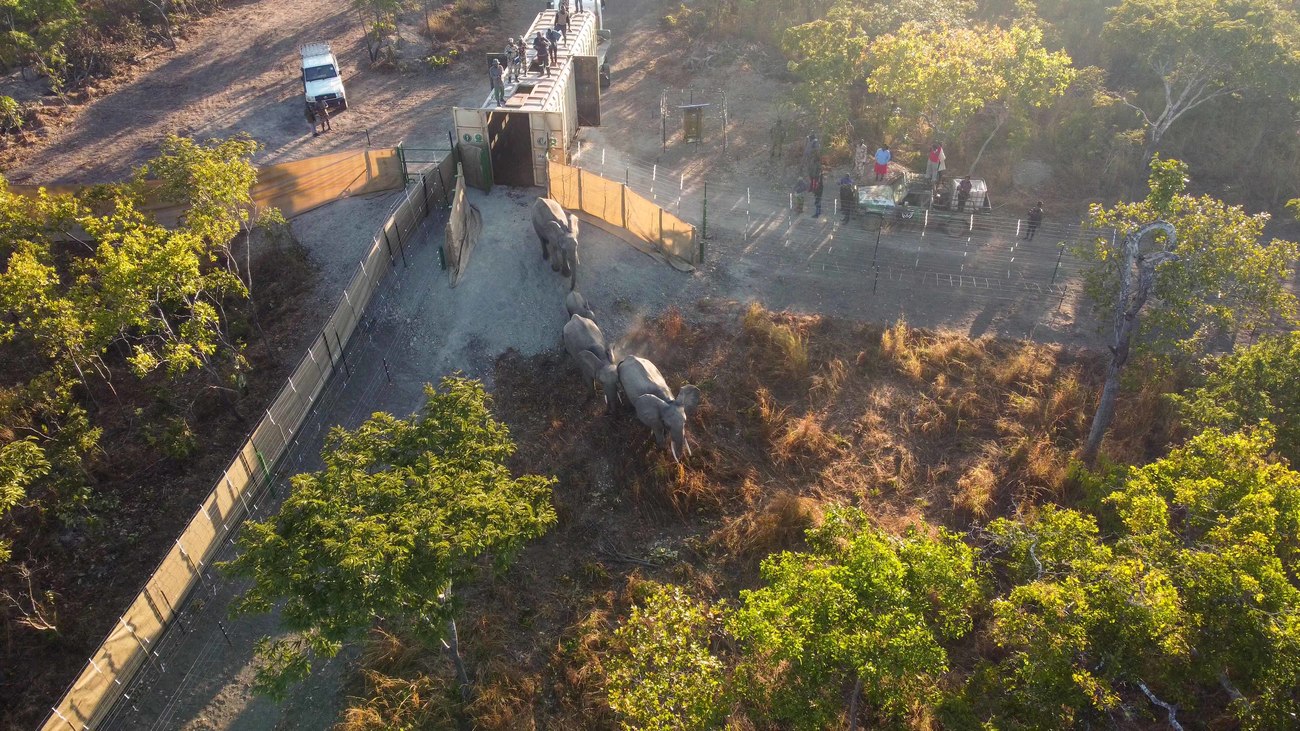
[1,0,539,184]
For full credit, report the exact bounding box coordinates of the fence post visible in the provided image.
[658,208,665,254]
[701,181,708,240]
[577,165,583,210]
[1050,243,1065,286]
[621,184,627,229]
[397,144,406,183]
[697,226,704,264]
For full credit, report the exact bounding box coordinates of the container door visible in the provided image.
[529,111,565,187]
[452,107,493,191]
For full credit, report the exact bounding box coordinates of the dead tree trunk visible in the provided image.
[1081,221,1178,465]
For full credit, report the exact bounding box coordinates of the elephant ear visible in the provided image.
[676,384,702,416]
[576,349,602,381]
[635,393,669,428]
[568,214,580,236]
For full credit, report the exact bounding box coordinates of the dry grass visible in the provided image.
[773,412,843,466]
[742,303,810,378]
[340,303,1177,728]
[955,462,998,518]
[736,491,825,557]
[420,0,501,53]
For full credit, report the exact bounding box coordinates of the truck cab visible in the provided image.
[300,42,347,111]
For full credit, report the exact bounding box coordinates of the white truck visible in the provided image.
[300,42,347,111]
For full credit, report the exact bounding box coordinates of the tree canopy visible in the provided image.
[1175,332,1300,466]
[1081,157,1299,374]
[225,378,557,698]
[866,21,1075,166]
[1103,0,1300,155]
[607,583,730,731]
[978,428,1300,728]
[728,507,982,727]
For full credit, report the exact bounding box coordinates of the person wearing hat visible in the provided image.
[504,38,521,83]
[1026,201,1044,240]
[488,58,506,105]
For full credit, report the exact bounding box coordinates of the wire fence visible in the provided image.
[39,151,457,731]
[571,146,1113,306]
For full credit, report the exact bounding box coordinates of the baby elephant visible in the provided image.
[532,197,580,291]
[565,290,595,320]
[563,314,619,412]
[617,356,702,462]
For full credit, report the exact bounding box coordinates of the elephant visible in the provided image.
[565,290,595,320]
[617,356,702,462]
[563,314,619,412]
[531,197,580,291]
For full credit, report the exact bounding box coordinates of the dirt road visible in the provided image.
[3,0,526,184]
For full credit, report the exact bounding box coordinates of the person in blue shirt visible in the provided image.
[873,144,891,182]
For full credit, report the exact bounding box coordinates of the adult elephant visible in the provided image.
[563,314,619,412]
[617,356,702,462]
[531,197,580,291]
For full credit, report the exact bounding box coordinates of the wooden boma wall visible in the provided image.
[548,159,698,266]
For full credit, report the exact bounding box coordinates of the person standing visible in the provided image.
[314,100,331,132]
[769,118,786,159]
[1026,201,1044,240]
[957,176,973,212]
[533,32,552,76]
[489,58,506,105]
[873,144,891,182]
[808,154,823,187]
[927,143,945,182]
[575,0,584,11]
[802,133,820,174]
[547,26,563,63]
[504,38,520,83]
[305,102,319,136]
[811,169,825,218]
[854,141,870,179]
[838,174,855,224]
[556,5,570,34]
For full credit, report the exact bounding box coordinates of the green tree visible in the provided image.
[1175,333,1300,466]
[225,378,557,700]
[779,0,974,146]
[1078,157,1298,461]
[0,0,81,94]
[607,583,730,731]
[1108,428,1300,728]
[984,505,1186,727]
[981,428,1300,728]
[867,21,1074,169]
[728,507,982,728]
[137,134,265,293]
[1103,0,1300,157]
[0,438,47,563]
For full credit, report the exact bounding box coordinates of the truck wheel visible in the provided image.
[339,98,348,111]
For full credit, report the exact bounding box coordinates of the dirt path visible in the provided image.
[3,0,535,184]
